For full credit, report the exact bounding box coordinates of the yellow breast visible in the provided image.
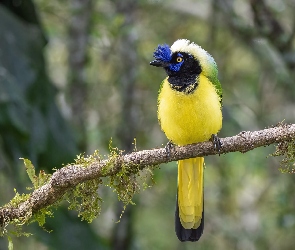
[157,74,222,146]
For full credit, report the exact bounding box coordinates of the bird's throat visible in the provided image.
[168,75,199,94]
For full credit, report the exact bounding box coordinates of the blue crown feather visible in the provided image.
[153,44,171,62]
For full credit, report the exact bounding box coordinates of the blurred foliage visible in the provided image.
[0,3,77,172]
[1,0,295,249]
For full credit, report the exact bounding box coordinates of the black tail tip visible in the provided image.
[175,203,204,242]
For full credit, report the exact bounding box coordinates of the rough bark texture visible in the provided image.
[0,123,295,227]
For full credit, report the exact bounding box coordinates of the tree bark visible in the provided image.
[0,123,295,228]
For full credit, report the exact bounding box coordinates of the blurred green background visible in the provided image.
[0,0,295,249]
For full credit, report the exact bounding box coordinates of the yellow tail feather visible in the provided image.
[178,157,204,229]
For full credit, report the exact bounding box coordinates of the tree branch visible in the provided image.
[1,123,295,229]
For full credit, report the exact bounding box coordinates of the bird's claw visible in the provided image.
[211,134,222,155]
[165,140,174,159]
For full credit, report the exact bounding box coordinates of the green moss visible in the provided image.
[6,189,31,210]
[1,144,158,246]
[30,208,54,228]
[67,144,157,223]
[106,161,158,214]
[1,159,52,240]
[62,150,104,222]
[74,149,102,168]
[272,140,295,173]
[0,190,33,249]
[1,159,55,247]
[65,178,102,223]
[7,236,13,250]
[0,190,30,238]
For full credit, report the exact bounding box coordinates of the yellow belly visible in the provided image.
[157,74,222,146]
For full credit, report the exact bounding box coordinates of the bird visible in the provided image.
[150,39,222,242]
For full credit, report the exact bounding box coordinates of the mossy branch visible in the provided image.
[0,123,295,234]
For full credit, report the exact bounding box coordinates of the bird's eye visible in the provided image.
[176,57,183,63]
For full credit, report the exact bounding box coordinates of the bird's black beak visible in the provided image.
[150,59,170,68]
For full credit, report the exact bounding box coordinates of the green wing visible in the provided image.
[202,52,223,105]
[209,74,223,105]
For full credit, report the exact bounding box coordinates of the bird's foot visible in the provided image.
[211,134,222,155]
[165,140,174,159]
